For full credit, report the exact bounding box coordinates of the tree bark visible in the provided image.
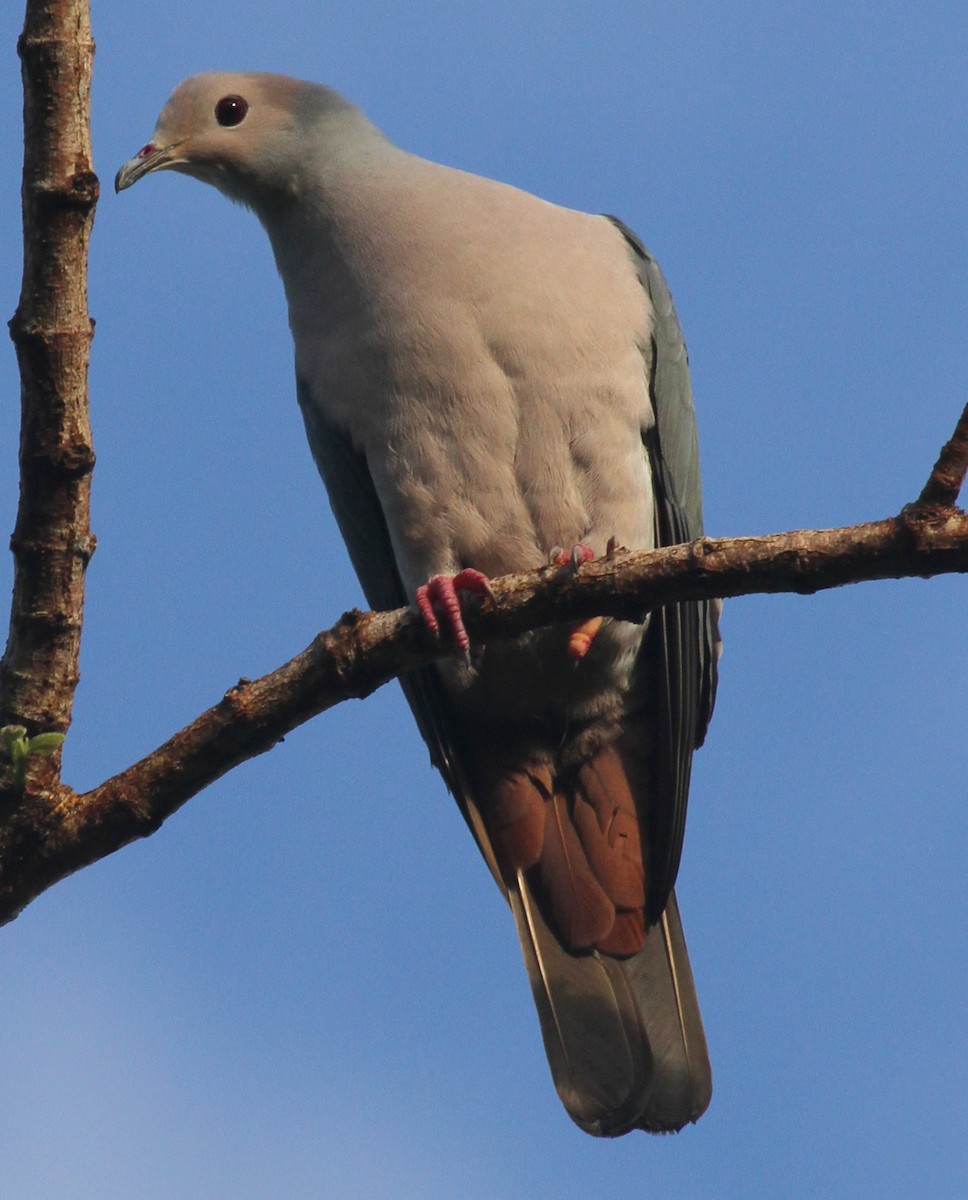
[1,0,97,770]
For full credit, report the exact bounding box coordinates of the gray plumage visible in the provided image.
[117,72,720,1136]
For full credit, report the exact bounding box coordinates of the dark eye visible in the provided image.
[215,95,248,127]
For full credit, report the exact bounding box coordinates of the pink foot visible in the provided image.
[547,544,612,660]
[567,616,604,660]
[415,569,494,653]
[549,543,596,570]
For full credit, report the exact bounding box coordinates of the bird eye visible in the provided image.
[214,95,248,127]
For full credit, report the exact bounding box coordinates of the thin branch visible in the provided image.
[1,0,97,766]
[1,494,966,926]
[917,399,968,509]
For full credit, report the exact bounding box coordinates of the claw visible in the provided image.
[550,542,596,571]
[451,567,495,602]
[415,568,493,653]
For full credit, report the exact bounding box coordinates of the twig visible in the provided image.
[916,399,968,509]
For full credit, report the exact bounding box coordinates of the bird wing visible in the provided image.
[607,218,720,922]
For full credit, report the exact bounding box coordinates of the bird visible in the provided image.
[116,72,720,1136]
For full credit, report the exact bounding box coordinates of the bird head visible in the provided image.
[115,71,362,209]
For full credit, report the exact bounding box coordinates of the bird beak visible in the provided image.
[115,141,182,192]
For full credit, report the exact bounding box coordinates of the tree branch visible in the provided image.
[916,399,968,509]
[0,470,965,924]
[1,0,97,768]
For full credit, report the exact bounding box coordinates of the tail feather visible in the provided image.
[458,722,710,1134]
[610,894,711,1132]
[511,880,710,1135]
[573,749,646,910]
[541,793,616,949]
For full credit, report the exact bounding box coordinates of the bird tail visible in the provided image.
[402,664,711,1135]
[509,881,710,1135]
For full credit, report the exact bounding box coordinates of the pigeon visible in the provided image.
[117,72,720,1135]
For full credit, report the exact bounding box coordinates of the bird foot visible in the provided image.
[549,543,596,571]
[548,543,614,660]
[415,569,494,655]
[567,616,605,661]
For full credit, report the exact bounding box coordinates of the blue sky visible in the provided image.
[1,3,966,1197]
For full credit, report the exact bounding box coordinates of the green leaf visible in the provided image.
[27,732,66,755]
[1,725,65,792]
